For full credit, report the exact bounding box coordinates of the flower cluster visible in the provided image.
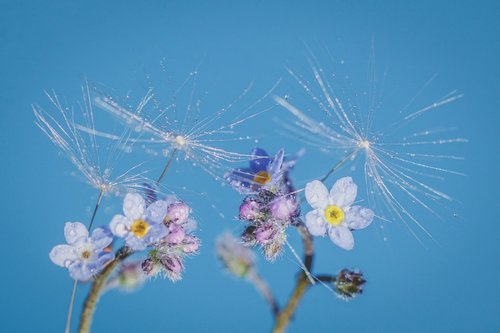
[228,148,301,261]
[139,195,200,281]
[50,192,200,283]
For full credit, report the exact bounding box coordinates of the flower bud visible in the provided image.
[239,199,261,221]
[216,232,256,278]
[334,269,366,301]
[182,234,200,253]
[269,196,298,220]
[167,202,190,223]
[165,223,186,244]
[255,224,276,243]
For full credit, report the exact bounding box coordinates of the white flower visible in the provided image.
[305,177,374,250]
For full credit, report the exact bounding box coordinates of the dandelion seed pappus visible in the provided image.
[81,67,282,184]
[33,82,150,197]
[275,48,466,244]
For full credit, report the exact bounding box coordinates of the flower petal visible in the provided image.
[329,177,357,208]
[250,147,270,172]
[68,262,93,281]
[305,210,327,236]
[145,223,169,244]
[109,215,130,238]
[125,236,147,251]
[91,227,114,249]
[123,193,146,220]
[345,206,374,230]
[49,244,77,267]
[146,200,170,224]
[305,180,329,209]
[224,168,255,193]
[328,225,354,250]
[64,222,88,245]
[268,149,284,176]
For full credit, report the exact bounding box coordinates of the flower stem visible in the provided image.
[319,149,358,183]
[272,227,314,333]
[65,189,104,333]
[78,247,131,333]
[156,148,178,185]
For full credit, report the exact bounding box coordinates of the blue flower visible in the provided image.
[49,222,115,281]
[109,193,169,251]
[305,177,374,250]
[225,148,301,194]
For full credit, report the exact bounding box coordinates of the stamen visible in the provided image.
[131,219,149,238]
[253,171,271,185]
[324,205,344,226]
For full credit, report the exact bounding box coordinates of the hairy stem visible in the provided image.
[78,247,131,333]
[272,227,314,333]
[65,189,104,333]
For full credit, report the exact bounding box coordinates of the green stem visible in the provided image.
[78,247,131,333]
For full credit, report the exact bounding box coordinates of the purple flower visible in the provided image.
[110,193,169,251]
[305,177,374,250]
[225,148,301,194]
[49,222,114,281]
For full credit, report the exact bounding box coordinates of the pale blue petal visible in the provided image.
[328,225,354,250]
[68,262,93,281]
[49,244,77,267]
[305,210,327,236]
[146,200,170,224]
[123,193,146,220]
[329,177,357,208]
[345,206,375,230]
[126,236,147,251]
[144,224,169,244]
[91,227,114,249]
[64,222,88,245]
[109,214,130,238]
[305,180,329,209]
[268,149,284,176]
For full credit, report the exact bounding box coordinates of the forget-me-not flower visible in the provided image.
[49,222,115,281]
[110,193,169,251]
[305,177,374,250]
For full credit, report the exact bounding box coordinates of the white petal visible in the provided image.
[305,210,327,236]
[109,215,130,237]
[123,193,146,220]
[345,206,374,230]
[328,225,354,250]
[305,180,329,209]
[64,222,88,245]
[329,177,357,208]
[49,244,77,267]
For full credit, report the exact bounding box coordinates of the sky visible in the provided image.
[1,1,499,332]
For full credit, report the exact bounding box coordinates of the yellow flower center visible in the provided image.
[130,219,149,238]
[324,205,344,226]
[253,171,271,185]
[81,250,91,259]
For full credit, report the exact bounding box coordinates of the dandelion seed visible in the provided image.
[275,55,466,240]
[84,72,280,181]
[33,83,148,196]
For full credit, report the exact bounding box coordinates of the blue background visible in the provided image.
[1,1,499,332]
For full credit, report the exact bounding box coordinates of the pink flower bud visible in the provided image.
[167,202,190,223]
[239,199,261,221]
[269,196,297,220]
[165,223,186,244]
